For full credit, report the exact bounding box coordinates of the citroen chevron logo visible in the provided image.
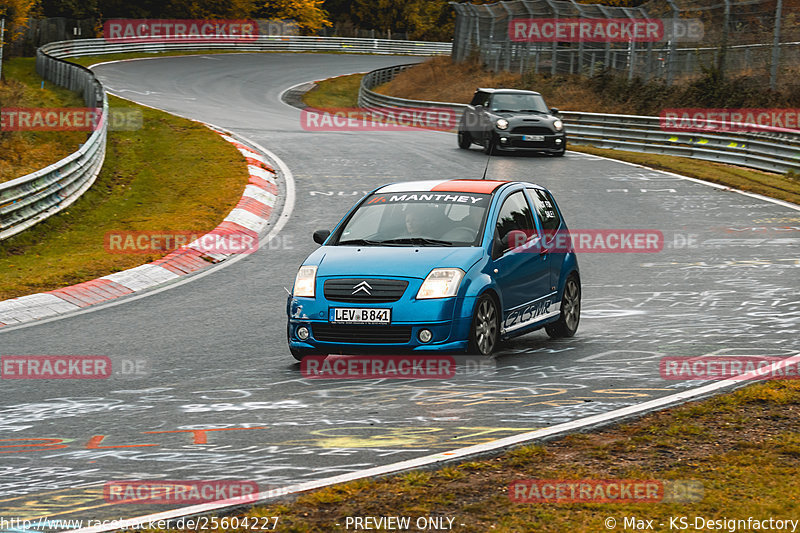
[352,281,372,295]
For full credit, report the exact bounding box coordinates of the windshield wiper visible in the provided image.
[379,237,454,247]
[337,238,386,246]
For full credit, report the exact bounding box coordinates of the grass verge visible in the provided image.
[0,57,89,183]
[302,73,364,109]
[0,91,248,301]
[146,380,800,532]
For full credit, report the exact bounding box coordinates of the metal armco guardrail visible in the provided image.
[359,64,800,174]
[1,37,451,242]
[39,36,452,59]
[0,49,108,241]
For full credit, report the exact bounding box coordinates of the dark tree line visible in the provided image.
[30,0,650,40]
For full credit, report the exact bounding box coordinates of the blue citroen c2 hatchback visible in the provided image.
[287,179,580,360]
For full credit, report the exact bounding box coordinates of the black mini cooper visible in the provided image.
[458,88,566,156]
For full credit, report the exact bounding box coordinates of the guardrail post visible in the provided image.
[0,18,5,81]
[500,2,513,72]
[770,0,783,90]
[621,7,637,81]
[567,0,585,76]
[718,0,731,80]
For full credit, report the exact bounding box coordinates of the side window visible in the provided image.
[489,95,512,112]
[470,91,489,107]
[495,191,535,251]
[529,188,561,232]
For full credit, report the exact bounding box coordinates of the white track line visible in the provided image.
[574,150,800,210]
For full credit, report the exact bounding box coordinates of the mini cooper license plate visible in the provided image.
[523,134,545,142]
[330,308,391,324]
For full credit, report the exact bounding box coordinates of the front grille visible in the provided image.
[510,126,553,135]
[312,324,413,344]
[324,278,408,303]
[511,138,558,148]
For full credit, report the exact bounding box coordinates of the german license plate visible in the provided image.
[523,134,545,142]
[330,308,391,324]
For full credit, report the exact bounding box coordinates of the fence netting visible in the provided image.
[451,0,797,88]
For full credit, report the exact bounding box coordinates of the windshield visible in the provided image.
[489,93,549,113]
[335,191,491,246]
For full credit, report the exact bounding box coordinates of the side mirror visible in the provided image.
[313,229,331,245]
[491,233,504,260]
[550,107,560,116]
[507,230,528,249]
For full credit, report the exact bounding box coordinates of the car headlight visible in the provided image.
[496,118,509,130]
[553,119,563,131]
[416,268,465,299]
[293,265,317,298]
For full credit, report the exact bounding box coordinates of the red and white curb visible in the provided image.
[0,133,278,328]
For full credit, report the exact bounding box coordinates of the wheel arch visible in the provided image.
[555,252,580,298]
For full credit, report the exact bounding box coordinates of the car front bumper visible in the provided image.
[287,294,476,354]
[495,132,566,152]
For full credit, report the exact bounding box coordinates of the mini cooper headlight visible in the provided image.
[416,268,465,299]
[553,119,563,131]
[496,118,509,130]
[293,265,317,298]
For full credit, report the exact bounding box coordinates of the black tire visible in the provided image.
[468,294,500,355]
[545,274,580,338]
[483,134,496,155]
[458,129,472,149]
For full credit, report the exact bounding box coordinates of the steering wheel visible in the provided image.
[442,227,476,241]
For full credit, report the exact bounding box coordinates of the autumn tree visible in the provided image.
[0,0,39,41]
[254,0,331,34]
[94,0,254,19]
[38,0,98,18]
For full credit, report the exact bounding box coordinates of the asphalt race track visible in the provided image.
[1,53,799,529]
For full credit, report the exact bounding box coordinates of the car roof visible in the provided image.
[476,88,543,96]
[376,179,509,194]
